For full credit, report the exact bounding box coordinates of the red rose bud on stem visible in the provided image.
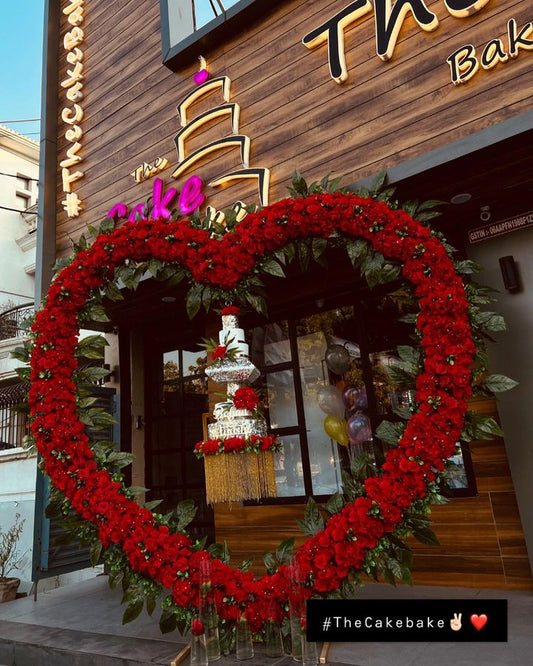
[191,618,205,636]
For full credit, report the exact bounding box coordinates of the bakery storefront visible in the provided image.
[35,0,533,592]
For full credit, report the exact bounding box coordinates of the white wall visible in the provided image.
[0,126,38,310]
[468,225,533,571]
[0,448,37,593]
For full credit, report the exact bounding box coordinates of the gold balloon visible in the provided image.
[323,415,349,447]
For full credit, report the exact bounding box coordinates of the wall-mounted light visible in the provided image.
[450,192,471,205]
[499,256,521,293]
[480,205,491,222]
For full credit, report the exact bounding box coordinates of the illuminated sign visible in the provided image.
[302,1,530,86]
[447,18,533,84]
[468,210,533,244]
[108,176,205,222]
[130,158,169,183]
[172,73,271,206]
[60,0,85,217]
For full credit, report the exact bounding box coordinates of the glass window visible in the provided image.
[265,370,297,430]
[161,0,275,70]
[248,297,477,500]
[274,434,305,497]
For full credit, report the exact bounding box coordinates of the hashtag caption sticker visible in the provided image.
[307,599,507,642]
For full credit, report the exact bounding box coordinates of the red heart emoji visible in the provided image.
[470,614,488,631]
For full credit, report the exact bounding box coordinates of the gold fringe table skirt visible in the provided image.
[204,450,277,504]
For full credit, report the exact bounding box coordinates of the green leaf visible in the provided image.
[115,264,136,289]
[411,526,440,546]
[345,239,368,267]
[288,170,309,197]
[397,345,421,374]
[77,396,99,408]
[298,242,310,272]
[361,252,386,288]
[312,237,328,261]
[273,248,287,265]
[262,258,285,278]
[147,258,163,278]
[108,569,123,590]
[76,334,108,353]
[454,259,482,275]
[208,541,231,564]
[78,366,111,383]
[238,558,254,572]
[480,374,518,393]
[245,292,267,316]
[369,168,388,195]
[401,200,419,217]
[324,492,344,516]
[186,284,203,320]
[106,451,135,469]
[144,499,163,511]
[263,551,277,575]
[385,364,415,389]
[11,345,31,363]
[414,210,442,222]
[99,218,116,235]
[146,595,156,617]
[166,270,185,287]
[15,366,31,381]
[297,497,325,537]
[275,537,295,564]
[202,284,213,312]
[398,313,418,324]
[159,610,177,634]
[90,541,103,567]
[85,304,110,323]
[127,486,150,498]
[375,420,403,446]
[416,199,447,212]
[474,311,506,333]
[476,416,504,438]
[176,498,198,532]
[284,242,296,263]
[103,281,124,301]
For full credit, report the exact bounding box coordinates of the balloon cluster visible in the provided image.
[319,344,372,449]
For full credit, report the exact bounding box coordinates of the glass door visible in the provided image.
[144,341,214,543]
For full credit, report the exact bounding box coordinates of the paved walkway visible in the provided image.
[0,576,531,665]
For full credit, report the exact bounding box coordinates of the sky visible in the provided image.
[0,0,44,140]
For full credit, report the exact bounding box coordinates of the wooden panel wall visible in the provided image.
[215,398,533,590]
[54,0,533,589]
[55,0,532,254]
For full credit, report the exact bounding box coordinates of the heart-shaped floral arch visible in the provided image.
[28,190,477,632]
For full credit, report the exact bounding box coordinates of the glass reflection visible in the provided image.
[274,434,305,497]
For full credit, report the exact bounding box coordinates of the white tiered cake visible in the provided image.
[205,312,266,440]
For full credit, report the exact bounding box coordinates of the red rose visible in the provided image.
[191,618,204,636]
[221,305,240,315]
[233,387,260,412]
[211,345,226,360]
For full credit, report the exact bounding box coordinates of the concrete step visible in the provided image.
[0,620,187,666]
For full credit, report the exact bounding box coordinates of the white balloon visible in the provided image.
[317,385,345,419]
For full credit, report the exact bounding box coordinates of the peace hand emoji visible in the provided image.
[450,612,462,631]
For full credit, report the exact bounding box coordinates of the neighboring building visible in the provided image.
[0,126,104,593]
[36,1,533,591]
[0,124,39,593]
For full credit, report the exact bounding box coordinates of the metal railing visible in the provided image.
[0,302,34,341]
[0,382,30,450]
